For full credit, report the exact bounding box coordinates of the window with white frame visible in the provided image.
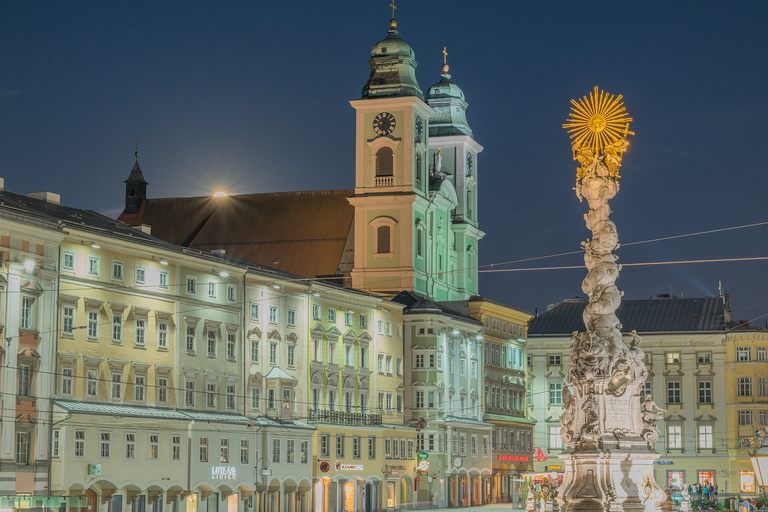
[269,306,278,324]
[698,424,713,448]
[227,332,236,359]
[87,309,99,339]
[738,410,753,426]
[312,304,321,320]
[252,387,260,409]
[737,347,751,362]
[549,382,562,405]
[378,353,384,373]
[61,367,73,395]
[185,379,195,407]
[134,317,146,347]
[111,372,122,400]
[241,439,249,464]
[134,375,146,401]
[470,360,478,379]
[207,330,217,357]
[757,347,768,362]
[208,281,217,298]
[738,377,752,397]
[377,320,384,335]
[227,284,236,302]
[199,437,208,462]
[286,439,295,463]
[149,433,160,460]
[272,438,281,463]
[186,276,197,294]
[158,322,169,350]
[287,308,297,327]
[667,381,681,403]
[62,305,75,336]
[88,255,100,276]
[328,308,336,323]
[62,250,75,271]
[74,430,86,457]
[360,314,368,329]
[698,381,712,403]
[269,342,278,364]
[549,426,563,449]
[159,270,169,290]
[759,377,768,397]
[135,265,146,285]
[172,435,182,461]
[186,324,196,353]
[158,376,168,404]
[206,382,216,408]
[667,424,682,449]
[251,302,260,321]
[52,429,60,458]
[345,311,353,326]
[227,384,235,410]
[287,345,296,367]
[87,369,98,397]
[21,296,35,330]
[220,437,229,463]
[112,313,123,343]
[301,440,309,463]
[125,432,136,459]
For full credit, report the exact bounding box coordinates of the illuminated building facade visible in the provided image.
[724,327,768,495]
[444,297,533,505]
[527,295,735,494]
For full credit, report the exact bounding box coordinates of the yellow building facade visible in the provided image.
[725,329,768,495]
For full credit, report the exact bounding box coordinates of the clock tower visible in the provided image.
[349,17,483,301]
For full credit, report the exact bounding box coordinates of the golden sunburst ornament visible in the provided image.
[563,86,634,155]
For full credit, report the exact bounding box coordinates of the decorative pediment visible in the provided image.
[449,385,455,394]
[459,387,467,396]
[267,330,281,341]
[21,280,44,293]
[311,323,326,338]
[343,376,355,389]
[359,376,369,389]
[286,332,298,344]
[695,413,717,422]
[326,326,342,338]
[84,297,105,308]
[248,327,263,338]
[693,367,716,377]
[343,330,357,342]
[664,413,685,422]
[18,347,41,360]
[662,369,685,377]
[60,294,79,306]
[327,374,338,387]
[359,332,373,343]
[311,371,323,385]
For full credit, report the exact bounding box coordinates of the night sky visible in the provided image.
[2,1,767,325]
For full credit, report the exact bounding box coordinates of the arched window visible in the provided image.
[377,225,391,254]
[416,153,423,183]
[466,189,473,219]
[376,148,394,177]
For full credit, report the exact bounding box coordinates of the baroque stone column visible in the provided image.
[556,88,666,512]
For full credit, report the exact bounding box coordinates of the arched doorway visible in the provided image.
[364,483,372,512]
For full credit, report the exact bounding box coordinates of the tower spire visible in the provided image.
[442,46,449,74]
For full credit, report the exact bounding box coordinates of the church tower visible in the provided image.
[123,145,148,215]
[425,58,485,298]
[349,15,482,301]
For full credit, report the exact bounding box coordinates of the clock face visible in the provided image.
[415,117,424,140]
[373,112,396,136]
[466,152,474,175]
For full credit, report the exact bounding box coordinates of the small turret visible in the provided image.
[361,15,423,100]
[124,144,148,214]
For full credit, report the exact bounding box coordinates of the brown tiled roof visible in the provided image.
[117,190,354,278]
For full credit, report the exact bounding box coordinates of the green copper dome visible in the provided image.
[361,20,423,100]
[426,69,472,137]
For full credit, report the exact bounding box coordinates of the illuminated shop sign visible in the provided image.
[335,462,363,471]
[212,466,237,480]
[497,455,529,462]
[740,472,755,493]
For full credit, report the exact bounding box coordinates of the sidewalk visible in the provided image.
[427,504,526,512]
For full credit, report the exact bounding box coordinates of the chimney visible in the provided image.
[723,291,731,325]
[0,178,5,190]
[211,249,226,255]
[133,224,152,235]
[27,191,61,205]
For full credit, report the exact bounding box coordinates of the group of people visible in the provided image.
[687,481,718,501]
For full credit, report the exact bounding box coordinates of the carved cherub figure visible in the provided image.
[641,394,665,426]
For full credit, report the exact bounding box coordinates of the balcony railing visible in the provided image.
[309,408,382,426]
[375,176,394,187]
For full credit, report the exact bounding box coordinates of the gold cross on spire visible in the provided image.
[443,47,448,65]
[390,0,396,18]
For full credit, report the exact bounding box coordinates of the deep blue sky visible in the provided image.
[2,1,767,325]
